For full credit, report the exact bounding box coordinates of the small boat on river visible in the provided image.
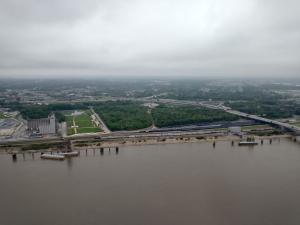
[41,154,65,160]
[238,141,259,146]
[58,151,80,157]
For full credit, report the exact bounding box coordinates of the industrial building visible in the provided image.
[27,114,57,135]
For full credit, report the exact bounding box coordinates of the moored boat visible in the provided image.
[41,154,65,160]
[58,151,80,157]
[238,141,258,146]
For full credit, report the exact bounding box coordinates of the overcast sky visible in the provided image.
[0,0,299,78]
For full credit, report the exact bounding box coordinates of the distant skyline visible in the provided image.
[0,0,299,78]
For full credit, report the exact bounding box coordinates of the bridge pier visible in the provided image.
[12,153,17,162]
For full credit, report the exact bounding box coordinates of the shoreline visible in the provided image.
[72,134,292,150]
[0,133,295,153]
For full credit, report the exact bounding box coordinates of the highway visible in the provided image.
[141,97,300,135]
[225,109,300,134]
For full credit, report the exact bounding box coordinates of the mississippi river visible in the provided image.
[0,138,300,225]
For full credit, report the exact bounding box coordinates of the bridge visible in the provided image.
[193,102,300,135]
[151,99,300,135]
[225,109,300,135]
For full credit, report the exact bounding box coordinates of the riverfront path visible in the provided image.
[90,108,111,133]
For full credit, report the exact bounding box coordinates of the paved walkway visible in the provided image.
[90,108,111,133]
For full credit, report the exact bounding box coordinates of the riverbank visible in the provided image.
[72,134,292,150]
[0,132,294,153]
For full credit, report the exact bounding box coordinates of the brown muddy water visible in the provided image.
[0,138,300,225]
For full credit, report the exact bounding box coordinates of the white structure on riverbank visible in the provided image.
[27,114,56,135]
[229,126,242,135]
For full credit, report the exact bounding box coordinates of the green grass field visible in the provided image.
[292,123,300,127]
[241,124,272,131]
[0,112,5,119]
[77,127,101,133]
[63,110,101,135]
[289,119,300,128]
[65,115,73,126]
[0,112,13,119]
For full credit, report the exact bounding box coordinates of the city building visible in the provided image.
[27,114,57,135]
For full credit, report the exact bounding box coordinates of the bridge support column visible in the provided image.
[12,154,17,162]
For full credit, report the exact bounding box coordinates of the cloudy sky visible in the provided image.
[0,0,299,78]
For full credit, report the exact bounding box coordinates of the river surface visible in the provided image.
[1,138,300,225]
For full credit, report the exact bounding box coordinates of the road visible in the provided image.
[225,109,300,134]
[89,108,111,133]
[161,98,300,134]
[138,97,300,135]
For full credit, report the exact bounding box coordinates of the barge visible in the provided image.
[238,141,259,146]
[58,151,80,157]
[41,154,65,160]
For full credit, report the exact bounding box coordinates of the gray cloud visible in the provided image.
[0,0,299,77]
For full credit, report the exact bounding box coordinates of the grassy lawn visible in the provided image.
[65,115,74,127]
[63,110,102,135]
[68,128,76,135]
[0,112,13,119]
[289,119,300,128]
[241,124,272,131]
[0,112,5,119]
[292,123,300,127]
[77,127,101,133]
[76,114,94,127]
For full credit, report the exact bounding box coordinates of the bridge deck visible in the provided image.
[226,110,300,134]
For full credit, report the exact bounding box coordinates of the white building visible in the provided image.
[27,114,56,135]
[229,126,242,134]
